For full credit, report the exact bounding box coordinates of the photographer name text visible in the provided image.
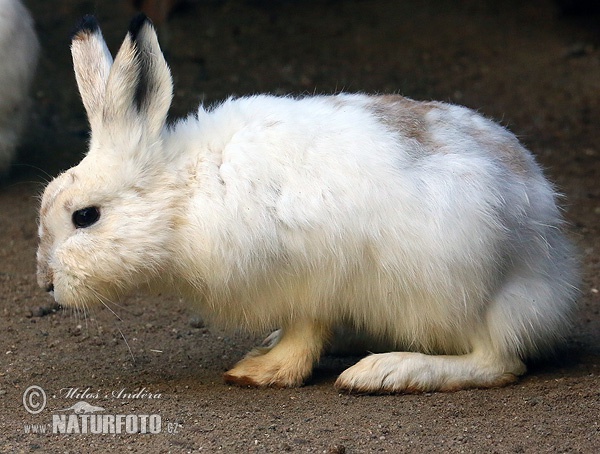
[58,387,162,400]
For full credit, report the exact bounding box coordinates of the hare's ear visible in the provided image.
[104,14,173,138]
[71,16,113,128]
[130,14,173,136]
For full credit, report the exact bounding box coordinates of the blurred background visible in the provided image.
[13,0,600,180]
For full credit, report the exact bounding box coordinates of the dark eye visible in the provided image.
[72,206,100,228]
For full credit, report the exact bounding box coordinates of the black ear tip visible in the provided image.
[128,13,154,41]
[71,15,100,41]
[79,15,100,32]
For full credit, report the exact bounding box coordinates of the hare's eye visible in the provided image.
[72,207,100,228]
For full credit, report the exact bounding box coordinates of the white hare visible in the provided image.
[0,0,39,175]
[37,15,579,393]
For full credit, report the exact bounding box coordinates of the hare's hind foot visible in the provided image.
[224,321,328,388]
[335,351,526,394]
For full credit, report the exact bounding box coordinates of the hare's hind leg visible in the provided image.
[224,321,329,388]
[334,349,526,394]
[334,247,575,393]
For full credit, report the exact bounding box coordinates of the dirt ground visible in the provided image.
[1,0,599,452]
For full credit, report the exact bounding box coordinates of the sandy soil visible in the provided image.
[1,0,599,452]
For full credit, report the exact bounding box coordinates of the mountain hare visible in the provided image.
[37,15,579,393]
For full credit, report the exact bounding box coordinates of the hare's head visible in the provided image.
[37,16,179,308]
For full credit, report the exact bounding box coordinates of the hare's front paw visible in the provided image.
[224,349,309,388]
[223,322,329,388]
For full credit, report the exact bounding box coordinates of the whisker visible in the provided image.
[88,287,135,363]
[91,289,124,322]
[102,293,144,317]
[81,301,90,331]
[12,163,55,181]
[117,327,136,363]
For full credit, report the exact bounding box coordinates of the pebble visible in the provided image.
[189,317,205,328]
[27,302,61,318]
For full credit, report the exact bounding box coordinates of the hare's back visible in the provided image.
[188,94,550,244]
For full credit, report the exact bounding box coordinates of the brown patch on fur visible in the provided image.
[475,131,531,176]
[223,372,262,387]
[72,30,93,41]
[63,199,74,212]
[223,372,298,388]
[367,95,530,175]
[367,94,439,146]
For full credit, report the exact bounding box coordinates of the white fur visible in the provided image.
[37,17,579,393]
[0,0,39,175]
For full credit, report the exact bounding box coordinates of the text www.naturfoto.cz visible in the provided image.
[24,414,162,434]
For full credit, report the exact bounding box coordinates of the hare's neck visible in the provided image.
[159,121,228,293]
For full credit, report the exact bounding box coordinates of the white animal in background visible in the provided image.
[0,0,39,175]
[36,15,579,393]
